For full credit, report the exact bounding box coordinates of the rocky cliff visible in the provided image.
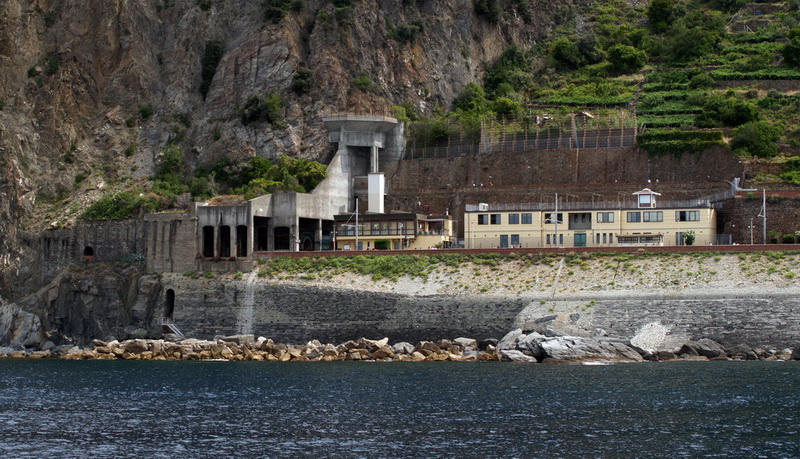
[0,0,571,295]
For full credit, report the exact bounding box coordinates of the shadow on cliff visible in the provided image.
[1,262,163,349]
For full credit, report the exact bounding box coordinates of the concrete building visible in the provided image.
[464,189,719,248]
[192,114,407,269]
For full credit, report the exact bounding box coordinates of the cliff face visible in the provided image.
[0,0,571,294]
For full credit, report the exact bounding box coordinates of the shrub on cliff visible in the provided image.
[241,93,283,126]
[82,192,162,220]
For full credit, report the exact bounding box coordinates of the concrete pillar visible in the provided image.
[315,219,323,250]
[371,145,379,173]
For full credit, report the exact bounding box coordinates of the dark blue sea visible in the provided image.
[0,360,798,458]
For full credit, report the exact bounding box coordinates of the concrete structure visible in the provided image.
[192,114,405,269]
[464,189,719,248]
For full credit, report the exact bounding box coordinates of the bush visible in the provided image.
[485,45,533,95]
[492,97,522,117]
[606,44,647,74]
[45,55,59,75]
[241,93,283,125]
[646,0,674,33]
[291,67,314,95]
[390,22,423,45]
[783,27,800,67]
[452,82,488,114]
[551,39,584,70]
[352,74,374,92]
[689,73,715,89]
[475,0,501,23]
[200,40,224,99]
[684,230,696,246]
[82,192,162,220]
[783,234,796,244]
[637,129,726,156]
[696,93,759,128]
[197,0,211,11]
[731,121,781,157]
[264,0,303,23]
[139,104,154,120]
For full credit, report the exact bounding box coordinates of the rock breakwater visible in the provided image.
[2,332,798,363]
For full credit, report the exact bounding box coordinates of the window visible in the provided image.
[603,233,607,244]
[511,234,520,246]
[676,232,685,246]
[597,212,614,223]
[637,193,654,208]
[676,210,700,222]
[596,233,601,244]
[490,214,501,225]
[521,213,532,224]
[643,211,663,222]
[508,213,520,224]
[546,234,551,245]
[559,234,564,245]
[627,212,641,223]
[544,213,563,224]
[478,214,488,225]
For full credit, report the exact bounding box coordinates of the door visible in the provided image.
[574,233,586,247]
[499,235,509,248]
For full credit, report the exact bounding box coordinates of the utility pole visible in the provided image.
[760,189,766,244]
[355,197,359,250]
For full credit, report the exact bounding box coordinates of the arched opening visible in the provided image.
[236,225,248,257]
[219,225,231,257]
[164,289,175,319]
[274,226,291,251]
[83,246,94,261]
[202,226,215,257]
[301,236,313,251]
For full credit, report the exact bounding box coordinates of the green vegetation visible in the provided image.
[637,129,725,157]
[200,40,224,99]
[291,67,314,95]
[81,191,161,221]
[353,74,375,92]
[241,93,283,126]
[264,0,303,23]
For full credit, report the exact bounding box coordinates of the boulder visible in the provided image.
[539,337,644,362]
[693,338,727,359]
[500,350,538,362]
[497,329,523,351]
[217,335,255,346]
[371,346,394,360]
[123,339,149,354]
[453,338,477,351]
[392,342,415,355]
[359,337,389,352]
[727,344,758,361]
[656,350,678,361]
[791,345,800,361]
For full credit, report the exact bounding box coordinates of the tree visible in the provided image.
[782,27,800,67]
[606,44,647,74]
[684,230,696,246]
[731,121,782,158]
[453,82,488,114]
[646,0,674,33]
[696,93,759,128]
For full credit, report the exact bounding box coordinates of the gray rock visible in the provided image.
[539,336,644,362]
[791,345,800,361]
[656,350,678,361]
[692,338,727,359]
[500,350,538,363]
[124,339,149,354]
[727,344,758,360]
[392,342,415,355]
[497,328,523,350]
[217,334,255,346]
[454,337,477,351]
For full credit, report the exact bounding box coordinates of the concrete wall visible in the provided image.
[162,275,800,348]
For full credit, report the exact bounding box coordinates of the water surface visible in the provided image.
[0,360,798,457]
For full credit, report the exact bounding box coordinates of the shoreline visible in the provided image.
[2,333,798,363]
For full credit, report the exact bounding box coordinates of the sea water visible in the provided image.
[0,360,798,458]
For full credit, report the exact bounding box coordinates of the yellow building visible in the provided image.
[464,189,717,248]
[334,211,455,250]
